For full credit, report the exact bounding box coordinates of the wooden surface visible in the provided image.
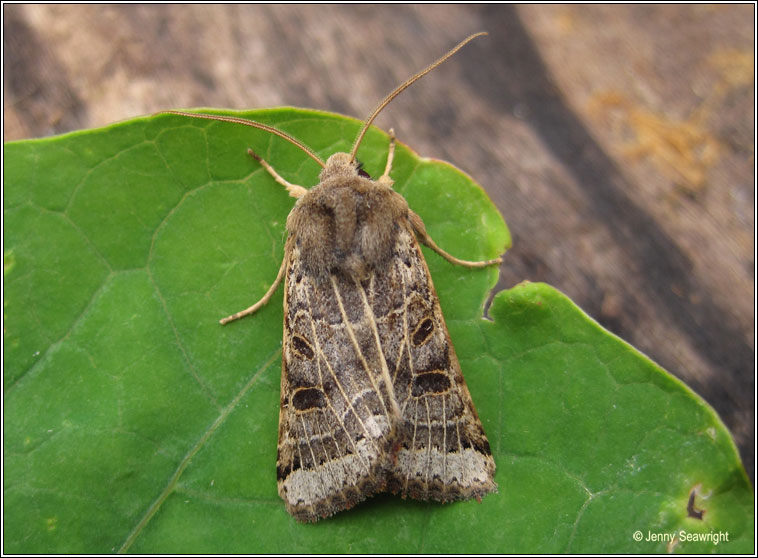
[4,5,754,476]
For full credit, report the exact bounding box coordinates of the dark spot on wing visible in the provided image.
[412,318,435,346]
[291,334,315,360]
[292,387,327,411]
[411,371,451,396]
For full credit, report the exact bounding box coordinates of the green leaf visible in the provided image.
[3,109,752,553]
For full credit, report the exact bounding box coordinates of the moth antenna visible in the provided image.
[349,31,487,162]
[161,110,326,168]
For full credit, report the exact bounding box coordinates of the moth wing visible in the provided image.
[277,239,396,522]
[374,225,497,502]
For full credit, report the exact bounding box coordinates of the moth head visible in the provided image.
[319,152,360,182]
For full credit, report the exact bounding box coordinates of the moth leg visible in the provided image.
[219,255,287,325]
[409,210,503,268]
[247,148,308,199]
[377,128,396,187]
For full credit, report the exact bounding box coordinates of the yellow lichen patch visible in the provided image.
[707,48,754,89]
[588,47,753,196]
[589,91,720,193]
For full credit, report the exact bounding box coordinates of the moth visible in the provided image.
[168,32,501,522]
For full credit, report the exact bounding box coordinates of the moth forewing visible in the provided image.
[168,32,501,522]
[274,145,498,522]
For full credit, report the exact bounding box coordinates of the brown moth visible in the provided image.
[167,32,500,522]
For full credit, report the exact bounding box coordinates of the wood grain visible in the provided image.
[4,4,753,475]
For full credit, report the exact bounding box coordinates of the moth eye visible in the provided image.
[411,371,451,396]
[291,334,315,360]
[292,387,327,412]
[355,160,371,178]
[412,318,435,346]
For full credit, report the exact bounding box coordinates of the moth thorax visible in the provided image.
[287,176,410,280]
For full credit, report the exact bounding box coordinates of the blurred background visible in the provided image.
[4,5,754,477]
